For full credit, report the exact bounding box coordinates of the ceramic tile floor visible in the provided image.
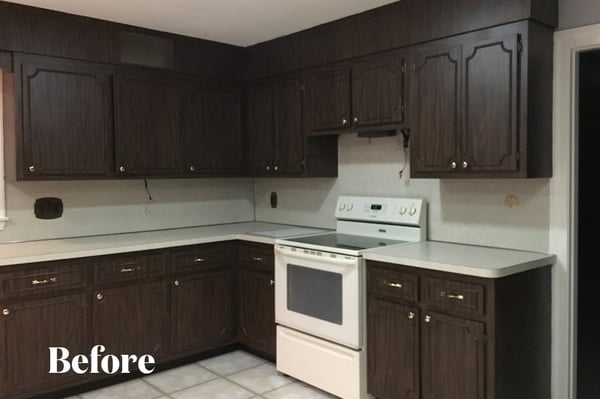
[62,351,337,399]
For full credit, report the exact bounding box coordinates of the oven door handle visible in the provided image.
[275,245,358,267]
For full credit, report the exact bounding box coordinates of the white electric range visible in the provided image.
[274,196,427,399]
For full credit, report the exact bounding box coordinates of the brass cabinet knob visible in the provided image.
[342,118,348,126]
[408,311,415,320]
[174,280,180,287]
[462,161,469,169]
[189,166,196,172]
[2,309,9,316]
[450,161,457,169]
[28,165,36,173]
[96,293,103,301]
[353,116,359,124]
[266,166,271,171]
[118,166,125,173]
[424,315,432,323]
[270,280,275,286]
[274,166,279,171]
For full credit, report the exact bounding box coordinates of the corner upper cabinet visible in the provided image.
[409,21,553,178]
[184,85,244,175]
[113,71,184,176]
[15,54,114,179]
[305,51,406,135]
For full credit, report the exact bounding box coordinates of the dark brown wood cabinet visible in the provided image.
[184,85,244,175]
[15,54,114,179]
[367,261,551,399]
[113,71,184,176]
[305,52,406,135]
[409,22,552,178]
[0,293,88,399]
[92,280,168,361]
[237,242,276,357]
[248,76,306,176]
[171,266,234,355]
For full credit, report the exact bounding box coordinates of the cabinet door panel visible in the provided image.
[352,53,405,128]
[114,73,183,176]
[92,281,167,361]
[0,294,88,397]
[274,77,304,174]
[17,55,113,178]
[248,85,275,175]
[462,35,520,172]
[239,268,275,356]
[185,86,243,174]
[172,267,233,354]
[367,298,419,399]
[410,45,461,174]
[306,66,351,133]
[421,311,485,399]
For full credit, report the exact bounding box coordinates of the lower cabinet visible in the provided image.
[92,280,168,361]
[367,261,551,399]
[0,293,89,399]
[171,266,234,355]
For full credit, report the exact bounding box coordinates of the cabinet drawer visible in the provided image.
[422,277,486,317]
[238,243,274,270]
[367,265,418,303]
[0,261,87,298]
[171,243,232,274]
[94,252,165,285]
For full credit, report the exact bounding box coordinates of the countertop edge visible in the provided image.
[363,252,557,278]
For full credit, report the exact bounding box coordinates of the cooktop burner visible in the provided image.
[285,233,406,251]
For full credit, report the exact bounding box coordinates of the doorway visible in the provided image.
[577,50,600,399]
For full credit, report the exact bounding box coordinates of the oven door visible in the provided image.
[275,244,362,349]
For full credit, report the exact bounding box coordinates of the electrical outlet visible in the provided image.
[270,192,278,208]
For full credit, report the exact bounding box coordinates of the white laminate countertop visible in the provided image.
[0,222,329,267]
[362,241,556,278]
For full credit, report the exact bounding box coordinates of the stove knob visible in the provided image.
[339,203,346,211]
[400,207,407,215]
[347,204,354,211]
[409,207,417,216]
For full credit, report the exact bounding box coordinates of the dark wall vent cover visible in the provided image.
[120,31,174,69]
[34,198,63,220]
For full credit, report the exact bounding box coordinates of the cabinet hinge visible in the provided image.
[401,62,407,74]
[517,40,523,55]
[401,103,407,118]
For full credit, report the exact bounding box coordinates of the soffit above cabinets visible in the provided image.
[3,0,399,46]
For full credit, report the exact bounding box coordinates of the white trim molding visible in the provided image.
[551,23,600,399]
[0,71,8,230]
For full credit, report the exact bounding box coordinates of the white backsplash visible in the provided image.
[255,133,550,252]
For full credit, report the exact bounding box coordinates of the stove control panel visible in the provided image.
[335,196,426,226]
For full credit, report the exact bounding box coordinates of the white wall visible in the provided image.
[255,133,550,252]
[559,0,600,30]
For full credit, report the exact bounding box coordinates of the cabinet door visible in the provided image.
[273,77,304,175]
[367,298,419,399]
[16,55,113,179]
[421,311,486,399]
[114,73,183,176]
[92,281,167,361]
[305,66,351,134]
[352,53,405,129]
[248,85,275,176]
[238,267,275,357]
[171,267,233,354]
[0,294,88,398]
[409,44,462,175]
[185,86,243,175]
[462,34,520,173]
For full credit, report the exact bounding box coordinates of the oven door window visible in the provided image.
[287,264,343,325]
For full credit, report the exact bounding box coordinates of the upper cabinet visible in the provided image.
[409,22,553,178]
[305,51,406,135]
[15,54,114,179]
[113,71,184,177]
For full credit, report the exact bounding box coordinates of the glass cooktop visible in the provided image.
[284,233,406,251]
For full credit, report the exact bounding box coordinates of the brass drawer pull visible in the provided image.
[194,258,206,263]
[252,256,263,262]
[408,311,415,320]
[2,308,10,316]
[385,281,403,289]
[32,277,57,286]
[120,267,136,273]
[441,291,465,301]
[424,315,432,323]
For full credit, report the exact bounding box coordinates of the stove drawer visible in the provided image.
[367,264,419,303]
[422,276,485,317]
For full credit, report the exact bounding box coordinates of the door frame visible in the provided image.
[551,23,600,399]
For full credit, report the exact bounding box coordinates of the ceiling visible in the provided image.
[4,0,399,46]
